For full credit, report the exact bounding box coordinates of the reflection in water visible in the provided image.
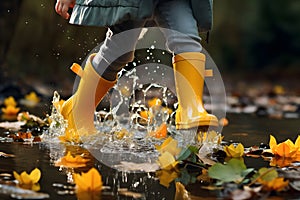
[1,112,300,199]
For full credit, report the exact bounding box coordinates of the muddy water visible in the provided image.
[0,113,300,200]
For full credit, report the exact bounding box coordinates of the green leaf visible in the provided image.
[208,158,248,184]
[258,167,278,181]
[177,148,192,161]
[176,168,197,185]
[241,168,255,177]
[188,145,199,153]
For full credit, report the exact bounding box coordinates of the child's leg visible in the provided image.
[154,0,218,129]
[92,20,146,81]
[60,21,145,137]
[154,0,202,54]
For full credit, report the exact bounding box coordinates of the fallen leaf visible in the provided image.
[4,96,17,107]
[157,151,179,170]
[156,169,179,188]
[256,168,278,182]
[208,158,254,184]
[24,92,40,104]
[1,105,20,115]
[269,135,300,158]
[156,137,181,156]
[13,168,41,191]
[149,123,168,139]
[55,151,89,168]
[224,143,245,158]
[258,177,289,192]
[73,168,102,192]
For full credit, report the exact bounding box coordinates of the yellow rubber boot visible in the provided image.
[60,53,116,137]
[173,52,218,129]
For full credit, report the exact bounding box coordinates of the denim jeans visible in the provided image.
[92,0,202,81]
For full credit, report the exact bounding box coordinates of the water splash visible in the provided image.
[41,91,67,143]
[44,64,211,171]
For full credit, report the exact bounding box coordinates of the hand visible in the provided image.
[55,0,75,19]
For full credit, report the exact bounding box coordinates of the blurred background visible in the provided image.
[1,0,300,98]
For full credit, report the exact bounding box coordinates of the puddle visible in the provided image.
[1,57,300,199]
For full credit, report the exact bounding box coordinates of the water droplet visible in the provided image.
[7,10,10,13]
[157,59,161,63]
[146,56,150,60]
[150,45,155,49]
[25,21,28,25]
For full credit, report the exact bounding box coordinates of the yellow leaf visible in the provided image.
[284,139,295,147]
[73,168,102,192]
[25,92,40,104]
[155,137,181,156]
[1,105,20,115]
[198,131,223,145]
[259,177,289,192]
[74,173,89,191]
[55,152,89,168]
[269,157,294,168]
[270,135,299,158]
[224,143,244,157]
[20,172,32,185]
[31,184,41,192]
[276,142,297,158]
[156,169,179,188]
[4,96,17,107]
[269,135,277,150]
[157,151,178,170]
[13,168,41,185]
[29,168,41,184]
[13,171,21,183]
[294,135,300,148]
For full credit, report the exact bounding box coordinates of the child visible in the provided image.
[55,0,218,136]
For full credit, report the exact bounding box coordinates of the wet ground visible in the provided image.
[1,74,300,199]
[1,112,300,200]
